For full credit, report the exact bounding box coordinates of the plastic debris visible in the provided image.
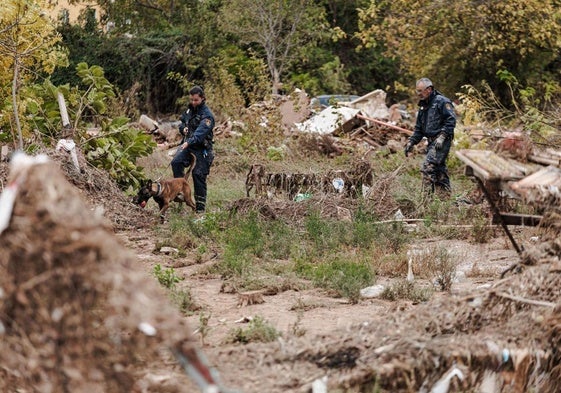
[332,178,344,193]
[311,376,328,393]
[0,152,49,235]
[294,193,312,202]
[430,365,464,393]
[138,322,157,336]
[360,284,385,298]
[55,139,80,172]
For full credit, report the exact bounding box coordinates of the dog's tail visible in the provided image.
[184,153,196,181]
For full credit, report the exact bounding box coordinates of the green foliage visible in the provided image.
[290,53,353,96]
[461,205,493,244]
[205,46,270,114]
[304,210,342,253]
[0,0,67,147]
[357,0,561,102]
[85,117,155,190]
[153,264,183,289]
[458,74,561,140]
[26,62,116,138]
[266,146,285,161]
[227,315,280,344]
[167,211,224,243]
[219,0,330,93]
[306,256,374,304]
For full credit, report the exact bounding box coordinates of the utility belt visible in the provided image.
[182,137,213,151]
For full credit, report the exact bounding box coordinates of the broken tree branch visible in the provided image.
[494,292,555,308]
[356,114,413,136]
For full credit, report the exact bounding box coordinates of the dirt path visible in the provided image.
[119,227,528,349]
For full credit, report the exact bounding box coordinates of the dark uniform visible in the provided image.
[408,89,456,195]
[171,102,215,212]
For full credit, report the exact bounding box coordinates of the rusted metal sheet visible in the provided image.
[455,149,532,181]
[510,165,561,205]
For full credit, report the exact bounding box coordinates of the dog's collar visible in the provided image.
[155,182,163,197]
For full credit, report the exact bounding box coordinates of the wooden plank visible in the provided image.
[528,154,561,167]
[1,145,9,161]
[509,165,561,204]
[456,150,493,180]
[356,114,413,136]
[456,149,528,181]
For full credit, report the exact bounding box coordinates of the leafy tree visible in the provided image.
[84,116,155,190]
[0,0,66,148]
[357,0,561,102]
[218,0,330,95]
[318,0,399,97]
[27,62,155,189]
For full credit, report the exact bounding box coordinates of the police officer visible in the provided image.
[171,85,215,213]
[404,78,456,197]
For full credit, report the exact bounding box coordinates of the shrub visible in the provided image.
[226,316,280,344]
[296,255,374,304]
[380,280,433,302]
[412,246,458,292]
[153,264,182,289]
[170,288,199,315]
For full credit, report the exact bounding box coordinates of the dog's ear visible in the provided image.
[144,179,153,187]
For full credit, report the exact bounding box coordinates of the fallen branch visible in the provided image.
[494,292,555,308]
[356,114,413,136]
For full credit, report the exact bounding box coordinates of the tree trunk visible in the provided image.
[272,67,281,95]
[12,57,23,150]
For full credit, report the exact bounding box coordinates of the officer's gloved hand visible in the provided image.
[404,141,414,157]
[178,123,186,136]
[434,133,446,150]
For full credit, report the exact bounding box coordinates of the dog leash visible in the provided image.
[154,160,172,181]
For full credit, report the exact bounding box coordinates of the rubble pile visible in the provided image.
[245,160,373,200]
[0,156,227,393]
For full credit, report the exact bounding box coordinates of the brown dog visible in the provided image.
[133,154,196,221]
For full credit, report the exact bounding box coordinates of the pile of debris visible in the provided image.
[295,89,414,150]
[0,154,232,393]
[245,159,374,200]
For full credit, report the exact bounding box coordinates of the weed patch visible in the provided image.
[226,316,280,344]
[170,288,200,315]
[153,264,182,289]
[295,255,374,304]
[410,245,458,292]
[380,280,433,302]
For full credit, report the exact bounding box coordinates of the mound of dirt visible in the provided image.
[0,155,227,392]
[1,148,153,231]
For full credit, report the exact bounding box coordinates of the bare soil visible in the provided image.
[123,230,521,345]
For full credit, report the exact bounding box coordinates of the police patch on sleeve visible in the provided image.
[204,119,211,127]
[445,103,453,111]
